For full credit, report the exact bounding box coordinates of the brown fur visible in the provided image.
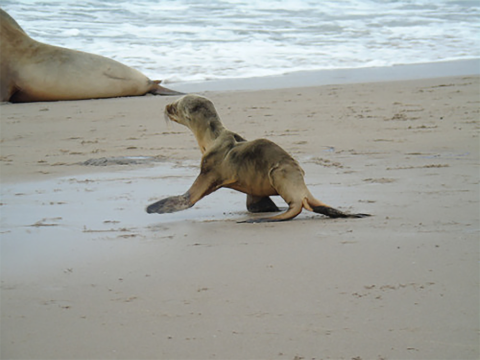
[0,9,181,103]
[147,94,370,222]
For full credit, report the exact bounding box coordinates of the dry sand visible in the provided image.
[1,75,479,359]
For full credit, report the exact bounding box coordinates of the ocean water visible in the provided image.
[2,0,479,84]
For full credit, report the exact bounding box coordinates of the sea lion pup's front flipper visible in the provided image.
[146,171,220,214]
[146,194,192,214]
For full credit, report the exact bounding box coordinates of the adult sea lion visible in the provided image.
[146,94,370,223]
[0,9,182,103]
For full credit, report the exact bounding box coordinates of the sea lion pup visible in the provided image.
[0,9,182,103]
[146,94,370,223]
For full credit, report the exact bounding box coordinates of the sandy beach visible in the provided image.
[1,73,479,359]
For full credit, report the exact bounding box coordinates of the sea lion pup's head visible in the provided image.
[165,94,220,127]
[164,94,226,153]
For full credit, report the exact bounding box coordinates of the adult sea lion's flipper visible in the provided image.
[149,80,185,96]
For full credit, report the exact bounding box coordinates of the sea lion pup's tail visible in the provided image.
[302,197,371,219]
[149,80,185,96]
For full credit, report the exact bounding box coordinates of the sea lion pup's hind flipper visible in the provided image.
[311,205,371,218]
[239,200,371,223]
[304,196,370,218]
[246,195,280,213]
[149,80,185,96]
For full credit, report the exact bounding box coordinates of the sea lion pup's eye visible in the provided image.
[190,103,203,114]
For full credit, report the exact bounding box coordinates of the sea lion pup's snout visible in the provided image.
[163,97,191,126]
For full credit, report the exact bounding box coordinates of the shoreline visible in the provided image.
[169,58,480,93]
[1,73,479,185]
[1,73,478,185]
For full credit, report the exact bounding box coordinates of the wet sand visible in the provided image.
[1,75,479,359]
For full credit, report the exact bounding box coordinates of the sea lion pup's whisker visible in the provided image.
[164,108,172,127]
[147,94,371,222]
